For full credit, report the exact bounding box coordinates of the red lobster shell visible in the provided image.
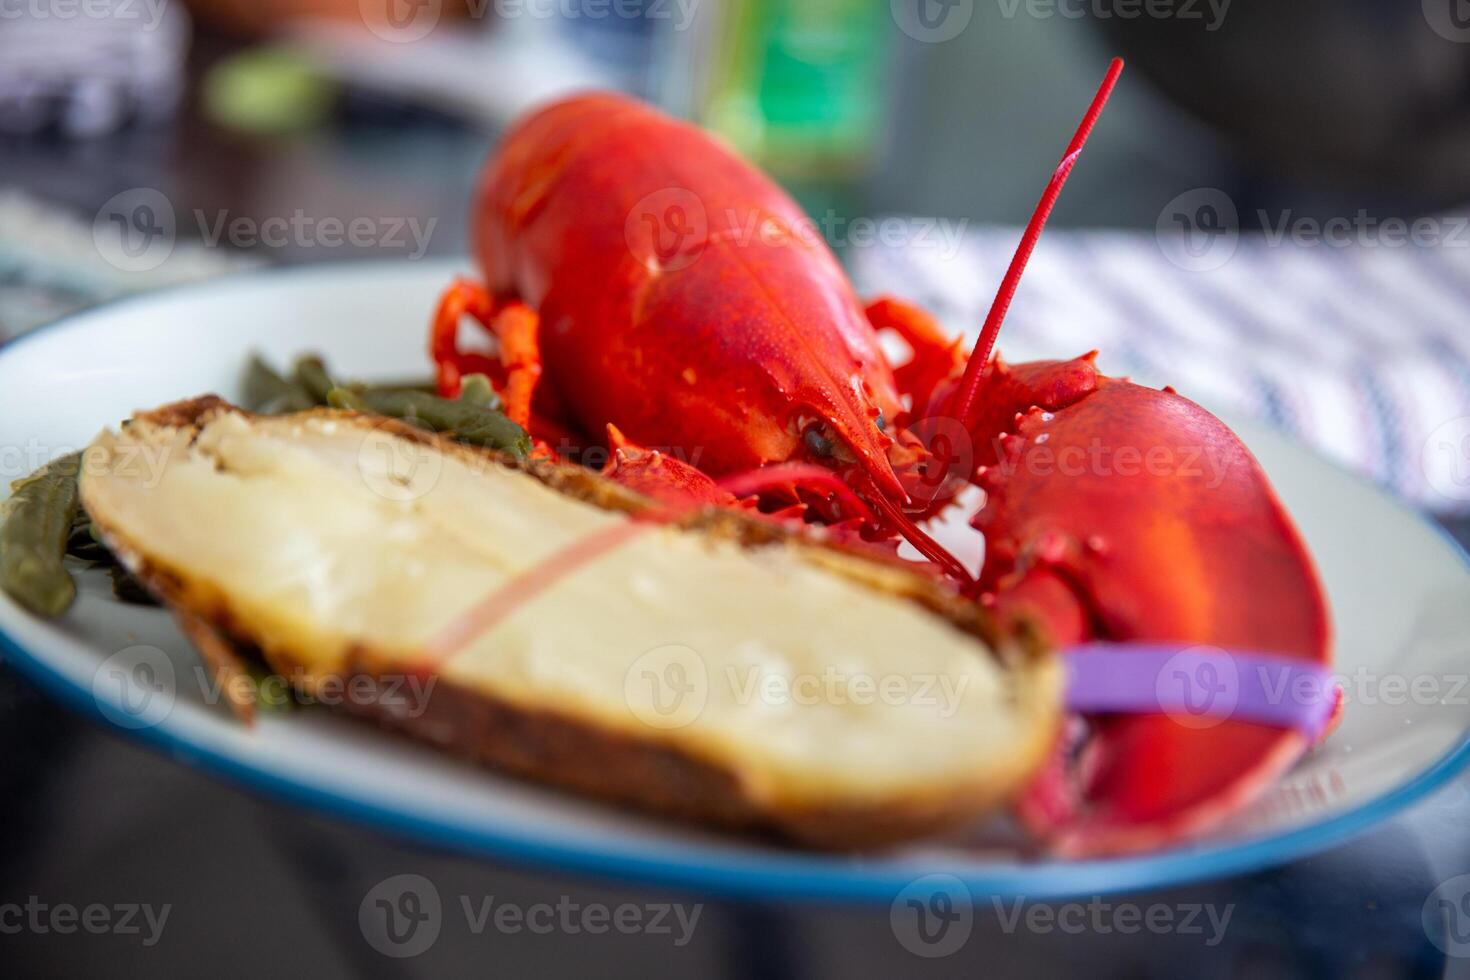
[427,60,1333,855]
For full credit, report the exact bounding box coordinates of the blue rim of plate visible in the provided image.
[3,263,1470,904]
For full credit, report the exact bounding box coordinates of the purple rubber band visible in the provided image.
[1061,642,1339,739]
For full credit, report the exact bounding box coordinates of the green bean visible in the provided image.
[7,452,79,492]
[247,668,296,712]
[326,387,371,413]
[348,377,436,395]
[248,352,439,415]
[457,373,499,410]
[327,387,531,457]
[292,355,337,405]
[1,453,81,617]
[244,355,314,414]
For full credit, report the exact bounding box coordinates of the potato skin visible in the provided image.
[83,397,1061,850]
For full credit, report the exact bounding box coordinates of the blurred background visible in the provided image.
[4,1,1470,977]
[11,0,1470,236]
[4,0,1470,515]
[9,0,1470,284]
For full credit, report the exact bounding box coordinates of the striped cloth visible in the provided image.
[852,227,1470,515]
[0,190,258,339]
[0,0,188,138]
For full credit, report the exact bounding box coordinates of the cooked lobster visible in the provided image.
[427,59,1331,856]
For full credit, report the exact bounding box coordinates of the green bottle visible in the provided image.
[700,0,891,186]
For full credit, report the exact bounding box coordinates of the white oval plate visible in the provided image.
[2,260,1468,901]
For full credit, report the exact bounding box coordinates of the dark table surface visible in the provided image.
[5,34,1470,979]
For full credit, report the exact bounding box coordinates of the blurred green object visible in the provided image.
[702,0,890,179]
[202,47,336,133]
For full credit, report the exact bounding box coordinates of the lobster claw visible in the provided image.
[974,373,1331,856]
[1015,688,1322,856]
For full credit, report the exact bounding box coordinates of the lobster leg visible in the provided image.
[430,279,567,453]
[595,431,924,564]
[601,424,741,509]
[486,302,543,432]
[864,296,965,423]
[430,278,544,426]
[601,429,879,530]
[430,278,496,398]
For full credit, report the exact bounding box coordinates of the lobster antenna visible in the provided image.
[721,465,974,585]
[950,57,1124,433]
[866,486,976,586]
